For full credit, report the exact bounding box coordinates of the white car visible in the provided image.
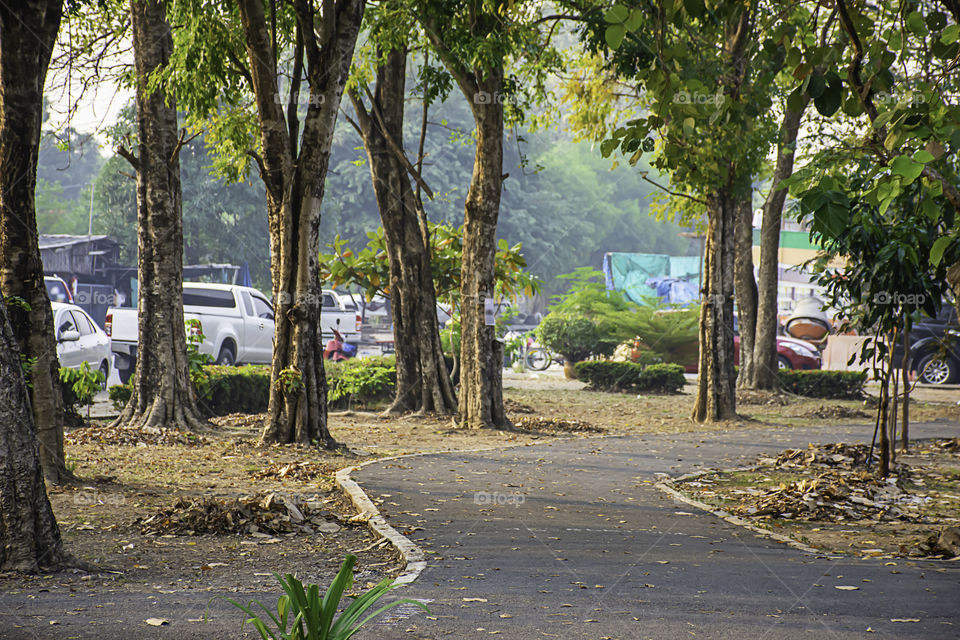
[52,302,111,381]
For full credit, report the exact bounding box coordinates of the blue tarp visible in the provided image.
[603,252,700,306]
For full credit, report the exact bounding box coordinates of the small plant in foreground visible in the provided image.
[220,554,429,639]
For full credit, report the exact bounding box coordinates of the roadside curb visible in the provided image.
[334,436,578,586]
[654,466,821,555]
[655,465,960,562]
[335,459,426,585]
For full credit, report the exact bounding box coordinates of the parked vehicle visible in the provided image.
[45,275,73,303]
[321,289,362,340]
[106,285,363,382]
[682,335,821,373]
[893,305,960,385]
[322,329,358,362]
[52,302,111,382]
[106,283,277,383]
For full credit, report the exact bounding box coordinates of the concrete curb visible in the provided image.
[334,435,582,586]
[655,466,821,555]
[656,466,960,562]
[335,459,426,585]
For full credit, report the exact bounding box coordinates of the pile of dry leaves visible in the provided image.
[250,461,338,481]
[734,470,918,522]
[678,439,960,558]
[66,424,206,447]
[512,416,605,434]
[136,491,343,537]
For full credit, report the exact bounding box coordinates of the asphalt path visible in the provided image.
[354,421,960,640]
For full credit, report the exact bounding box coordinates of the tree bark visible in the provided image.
[114,0,206,431]
[752,101,807,389]
[349,49,456,416]
[692,7,750,422]
[0,0,72,483]
[734,195,757,389]
[0,295,70,572]
[457,72,510,429]
[692,189,739,421]
[901,323,910,452]
[237,0,364,445]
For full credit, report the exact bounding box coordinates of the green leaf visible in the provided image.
[805,72,825,99]
[786,88,804,113]
[813,74,842,117]
[890,155,924,184]
[605,24,626,49]
[930,236,953,266]
[912,149,935,163]
[942,24,960,44]
[604,5,629,24]
[906,11,928,36]
[600,138,619,158]
[625,9,643,31]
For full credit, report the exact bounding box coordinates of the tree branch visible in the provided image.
[362,84,435,199]
[116,145,140,171]
[640,172,707,206]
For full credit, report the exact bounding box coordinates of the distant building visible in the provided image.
[40,235,133,325]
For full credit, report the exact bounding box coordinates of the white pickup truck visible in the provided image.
[106,284,360,382]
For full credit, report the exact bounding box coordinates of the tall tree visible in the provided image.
[162,0,365,444]
[238,0,364,444]
[0,0,73,482]
[0,295,70,572]
[347,46,458,415]
[599,1,779,421]
[114,0,206,430]
[411,0,551,428]
[751,100,808,389]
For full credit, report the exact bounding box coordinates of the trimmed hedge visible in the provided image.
[327,356,396,409]
[575,361,686,394]
[777,369,866,399]
[108,356,397,417]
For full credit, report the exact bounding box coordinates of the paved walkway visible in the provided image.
[354,422,960,639]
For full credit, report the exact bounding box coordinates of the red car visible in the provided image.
[683,335,821,373]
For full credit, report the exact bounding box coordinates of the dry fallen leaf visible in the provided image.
[463,598,488,602]
[890,618,921,623]
[145,618,169,626]
[834,586,859,591]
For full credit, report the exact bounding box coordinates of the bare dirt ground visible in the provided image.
[1,367,957,636]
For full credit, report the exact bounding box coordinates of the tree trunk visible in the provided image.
[901,323,910,452]
[753,101,807,389]
[0,295,70,572]
[114,0,206,431]
[878,362,891,477]
[692,190,738,422]
[0,0,72,483]
[236,0,364,445]
[734,195,757,389]
[457,71,510,429]
[349,49,456,415]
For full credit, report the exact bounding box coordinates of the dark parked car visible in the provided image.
[893,305,960,385]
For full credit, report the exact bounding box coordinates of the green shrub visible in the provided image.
[327,356,396,408]
[109,358,398,417]
[536,313,601,363]
[575,361,686,394]
[60,362,105,425]
[109,382,132,411]
[777,369,866,399]
[199,365,271,416]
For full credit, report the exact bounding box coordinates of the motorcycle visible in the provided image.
[323,329,358,361]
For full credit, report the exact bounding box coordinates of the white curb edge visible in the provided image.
[333,434,585,586]
[656,464,960,562]
[654,466,821,555]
